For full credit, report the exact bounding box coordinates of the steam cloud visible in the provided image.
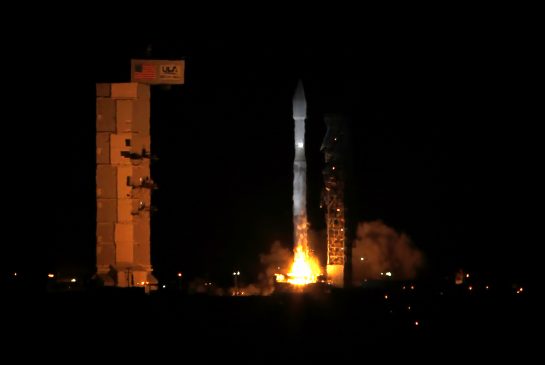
[352,220,424,280]
[257,241,293,295]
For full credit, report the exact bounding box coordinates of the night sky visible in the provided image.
[4,24,537,285]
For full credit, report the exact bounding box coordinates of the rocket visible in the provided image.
[293,80,307,242]
[293,80,306,162]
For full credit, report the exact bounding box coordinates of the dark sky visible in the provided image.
[4,23,538,285]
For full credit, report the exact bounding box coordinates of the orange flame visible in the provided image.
[276,217,322,286]
[286,245,321,285]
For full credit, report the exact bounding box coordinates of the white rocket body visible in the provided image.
[293,80,307,242]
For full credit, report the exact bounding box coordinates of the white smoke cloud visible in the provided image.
[256,241,293,295]
[352,220,424,281]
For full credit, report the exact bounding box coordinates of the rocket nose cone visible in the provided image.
[293,80,306,118]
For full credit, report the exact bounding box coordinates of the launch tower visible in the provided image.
[321,114,346,287]
[95,83,156,288]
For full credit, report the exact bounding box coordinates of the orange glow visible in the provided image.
[47,274,55,278]
[384,295,388,299]
[285,245,322,285]
[276,218,322,286]
[275,274,286,282]
[177,273,182,277]
[410,285,415,290]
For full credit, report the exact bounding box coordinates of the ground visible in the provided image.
[3,281,535,361]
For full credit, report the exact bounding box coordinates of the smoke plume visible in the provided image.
[256,241,292,295]
[352,220,424,281]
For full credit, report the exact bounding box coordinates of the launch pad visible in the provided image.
[275,80,348,288]
[94,63,348,289]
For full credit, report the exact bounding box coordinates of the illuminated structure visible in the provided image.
[321,114,346,287]
[95,83,157,288]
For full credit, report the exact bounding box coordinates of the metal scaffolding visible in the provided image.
[321,115,346,286]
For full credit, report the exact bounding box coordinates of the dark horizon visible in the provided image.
[3,33,537,286]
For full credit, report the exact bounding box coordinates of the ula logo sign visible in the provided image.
[159,64,182,80]
[161,65,178,74]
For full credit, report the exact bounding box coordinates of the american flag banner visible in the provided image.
[134,63,156,80]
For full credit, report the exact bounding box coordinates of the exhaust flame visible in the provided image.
[276,218,322,286]
[286,245,321,285]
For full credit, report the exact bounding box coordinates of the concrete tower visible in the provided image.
[95,83,157,289]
